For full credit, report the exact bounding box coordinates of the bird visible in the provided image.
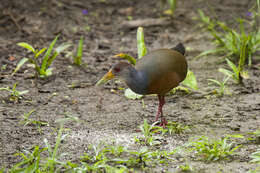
[96,43,188,127]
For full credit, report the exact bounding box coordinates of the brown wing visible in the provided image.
[136,49,187,95]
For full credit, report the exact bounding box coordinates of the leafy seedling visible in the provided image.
[219,58,248,84]
[10,146,47,172]
[134,119,163,146]
[20,109,49,133]
[165,121,190,135]
[208,75,231,97]
[15,35,71,78]
[0,83,29,102]
[73,36,85,66]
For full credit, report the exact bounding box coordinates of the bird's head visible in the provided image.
[95,62,132,86]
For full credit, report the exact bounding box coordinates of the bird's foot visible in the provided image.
[154,118,168,128]
[159,118,168,128]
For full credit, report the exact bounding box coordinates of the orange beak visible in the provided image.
[95,70,115,86]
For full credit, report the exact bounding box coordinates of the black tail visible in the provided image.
[172,43,185,55]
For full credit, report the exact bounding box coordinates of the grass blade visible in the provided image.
[74,36,84,65]
[12,58,28,76]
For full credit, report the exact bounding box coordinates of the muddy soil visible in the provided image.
[0,0,260,172]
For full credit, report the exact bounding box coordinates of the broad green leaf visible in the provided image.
[124,88,143,99]
[181,70,198,90]
[17,42,35,53]
[113,53,136,65]
[137,27,147,59]
[35,48,47,58]
[12,58,28,76]
[40,35,59,74]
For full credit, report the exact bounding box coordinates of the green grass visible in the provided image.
[196,8,260,67]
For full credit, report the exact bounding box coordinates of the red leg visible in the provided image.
[155,95,167,127]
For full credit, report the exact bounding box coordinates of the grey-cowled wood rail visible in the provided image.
[96,43,188,127]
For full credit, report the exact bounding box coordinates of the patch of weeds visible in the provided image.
[177,162,194,172]
[165,121,191,135]
[9,123,67,172]
[80,143,176,171]
[134,119,164,146]
[196,8,260,67]
[10,145,47,172]
[208,75,231,97]
[15,35,71,78]
[188,136,241,162]
[20,109,49,133]
[0,83,29,102]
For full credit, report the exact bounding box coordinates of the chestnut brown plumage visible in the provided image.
[96,43,188,127]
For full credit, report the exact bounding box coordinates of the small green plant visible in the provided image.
[165,121,190,135]
[0,83,29,101]
[208,75,231,97]
[178,162,194,172]
[73,36,84,66]
[196,9,260,67]
[8,123,69,172]
[188,136,241,162]
[217,40,249,84]
[134,119,163,146]
[15,35,71,78]
[20,110,49,133]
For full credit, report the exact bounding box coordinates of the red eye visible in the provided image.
[114,67,120,72]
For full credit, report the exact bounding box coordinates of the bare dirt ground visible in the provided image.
[0,0,260,172]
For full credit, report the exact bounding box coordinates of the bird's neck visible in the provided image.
[123,67,148,95]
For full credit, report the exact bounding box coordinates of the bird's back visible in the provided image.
[136,48,187,95]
